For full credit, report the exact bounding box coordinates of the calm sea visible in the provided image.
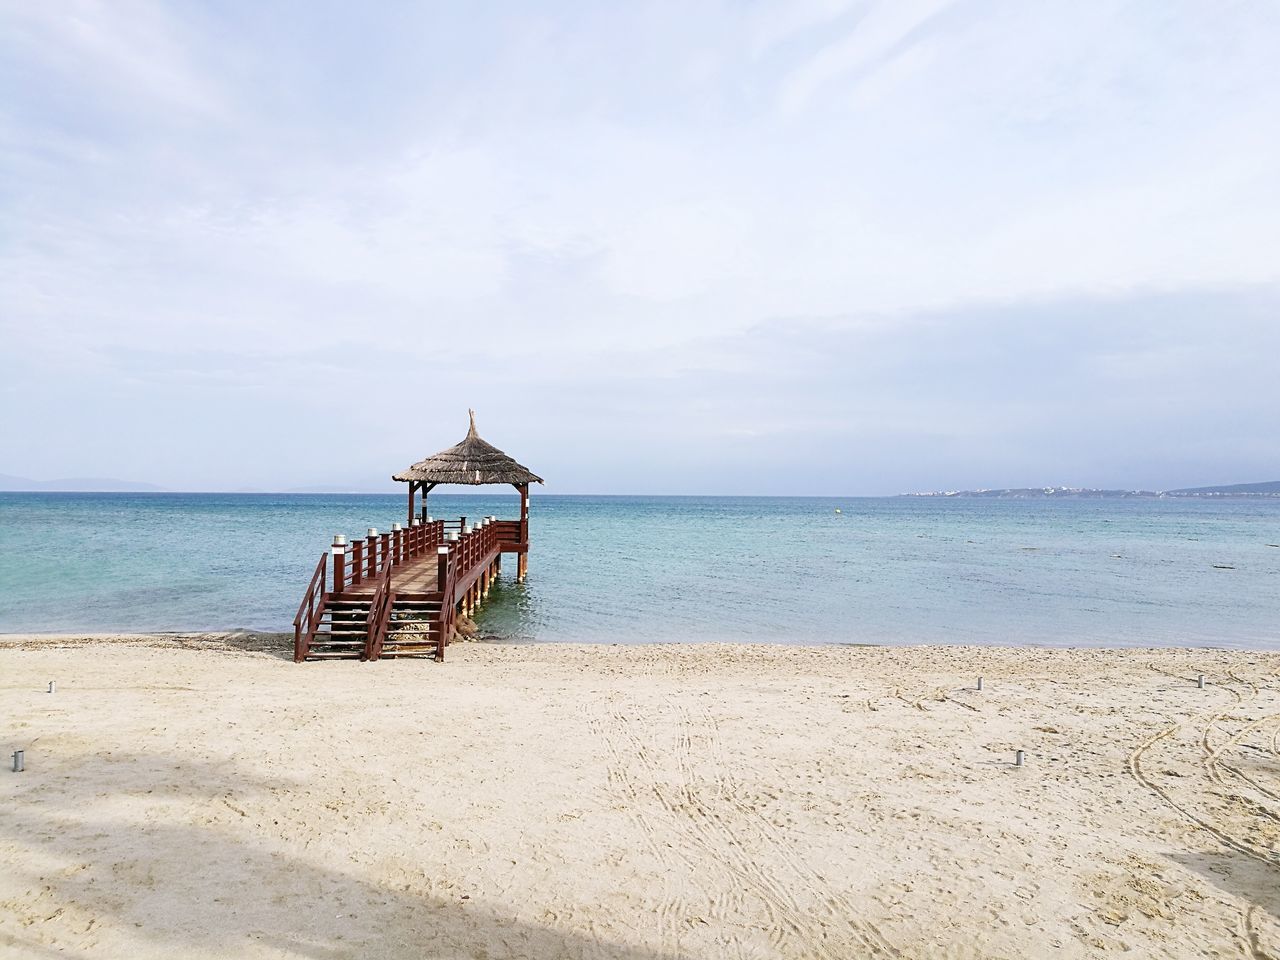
[0,493,1276,648]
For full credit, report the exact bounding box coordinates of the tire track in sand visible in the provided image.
[1129,668,1280,867]
[677,699,903,958]
[584,708,695,959]
[606,703,802,957]
[1130,664,1280,957]
[606,694,899,959]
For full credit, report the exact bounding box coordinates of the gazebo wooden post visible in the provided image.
[516,483,530,580]
[406,481,416,526]
[419,482,436,524]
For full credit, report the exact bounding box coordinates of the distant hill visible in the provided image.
[904,482,1280,499]
[904,486,1156,499]
[0,473,165,492]
[1167,480,1280,497]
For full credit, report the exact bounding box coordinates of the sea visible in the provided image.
[0,492,1276,648]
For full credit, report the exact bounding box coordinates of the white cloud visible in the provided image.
[4,0,227,121]
[776,0,954,114]
[1,1,1278,489]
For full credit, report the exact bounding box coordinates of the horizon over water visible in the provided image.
[0,492,1276,649]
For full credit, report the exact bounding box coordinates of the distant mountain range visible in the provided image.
[0,473,164,492]
[904,481,1280,499]
[4,472,1277,498]
[0,474,400,494]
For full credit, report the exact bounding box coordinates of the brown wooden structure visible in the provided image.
[292,412,543,662]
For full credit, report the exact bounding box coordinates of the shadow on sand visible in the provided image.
[0,748,669,960]
[1168,848,1280,947]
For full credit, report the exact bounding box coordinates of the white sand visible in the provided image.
[1,636,1277,959]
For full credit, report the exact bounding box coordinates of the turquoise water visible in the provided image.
[0,493,1276,648]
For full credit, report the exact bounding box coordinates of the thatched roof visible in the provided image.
[392,411,544,487]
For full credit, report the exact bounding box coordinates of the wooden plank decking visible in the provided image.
[342,554,441,597]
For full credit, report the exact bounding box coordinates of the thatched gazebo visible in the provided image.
[393,410,543,577]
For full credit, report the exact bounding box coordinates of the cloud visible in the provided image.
[777,0,954,114]
[3,1,227,123]
[1,2,1277,491]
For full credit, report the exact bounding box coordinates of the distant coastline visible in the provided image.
[902,480,1280,499]
[5,473,1280,499]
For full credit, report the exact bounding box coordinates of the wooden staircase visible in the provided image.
[305,597,374,660]
[379,597,446,658]
[295,595,447,661]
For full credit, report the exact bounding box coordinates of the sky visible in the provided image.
[2,0,1278,495]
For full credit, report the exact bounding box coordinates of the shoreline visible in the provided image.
[2,640,1278,957]
[1,630,1276,653]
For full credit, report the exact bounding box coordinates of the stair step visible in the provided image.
[380,650,439,657]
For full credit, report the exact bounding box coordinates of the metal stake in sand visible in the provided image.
[11,751,23,773]
[48,681,55,694]
[1197,674,1206,689]
[1014,750,1025,768]
[976,677,984,692]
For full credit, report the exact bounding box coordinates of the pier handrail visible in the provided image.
[293,552,328,662]
[438,542,457,650]
[365,574,394,660]
[330,519,445,594]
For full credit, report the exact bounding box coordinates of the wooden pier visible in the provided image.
[292,412,542,662]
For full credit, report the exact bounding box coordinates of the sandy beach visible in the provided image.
[1,636,1277,959]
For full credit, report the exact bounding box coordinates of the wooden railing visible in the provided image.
[436,542,457,656]
[365,574,394,660]
[293,552,328,662]
[333,520,446,594]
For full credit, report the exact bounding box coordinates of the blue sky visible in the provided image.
[2,1,1278,494]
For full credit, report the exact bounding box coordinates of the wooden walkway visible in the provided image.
[292,515,528,662]
[343,553,441,597]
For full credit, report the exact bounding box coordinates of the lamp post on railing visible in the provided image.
[332,534,347,590]
[366,528,379,580]
[437,545,450,591]
[391,523,403,564]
